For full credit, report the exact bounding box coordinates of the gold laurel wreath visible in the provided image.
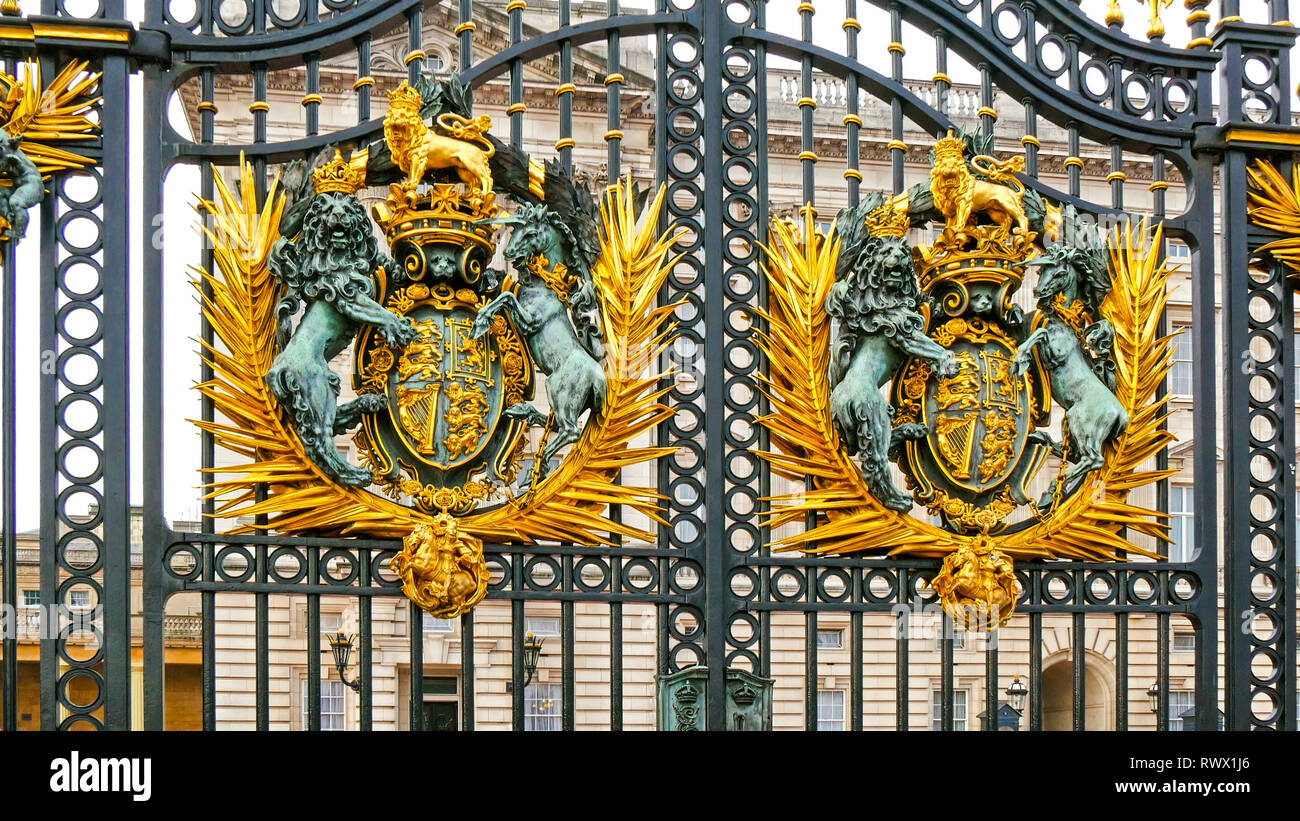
[755,210,1175,561]
[196,158,679,546]
[0,59,101,177]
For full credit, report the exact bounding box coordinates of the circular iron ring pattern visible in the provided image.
[50,164,109,729]
[661,17,708,673]
[1242,260,1291,727]
[719,10,767,676]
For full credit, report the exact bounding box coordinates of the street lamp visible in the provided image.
[523,632,545,687]
[1146,681,1160,713]
[327,631,362,693]
[1006,675,1028,714]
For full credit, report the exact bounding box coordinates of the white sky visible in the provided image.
[1,0,1293,530]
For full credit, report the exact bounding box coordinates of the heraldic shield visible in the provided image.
[893,288,1050,535]
[757,128,1178,630]
[355,180,535,517]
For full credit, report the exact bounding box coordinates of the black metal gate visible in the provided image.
[0,0,1295,731]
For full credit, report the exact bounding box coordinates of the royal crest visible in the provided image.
[758,127,1176,630]
[194,73,681,622]
[355,170,533,514]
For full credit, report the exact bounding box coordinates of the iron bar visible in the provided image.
[461,610,475,731]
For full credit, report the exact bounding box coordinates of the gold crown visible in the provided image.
[312,150,367,195]
[388,81,423,116]
[865,204,910,237]
[934,131,966,162]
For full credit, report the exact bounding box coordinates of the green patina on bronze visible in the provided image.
[1013,212,1129,511]
[827,192,958,512]
[266,187,416,487]
[830,133,1130,533]
[471,197,607,490]
[0,129,42,241]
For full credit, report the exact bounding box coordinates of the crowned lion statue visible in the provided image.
[827,195,958,511]
[267,169,418,486]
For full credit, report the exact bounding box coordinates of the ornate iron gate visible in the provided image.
[0,0,1295,731]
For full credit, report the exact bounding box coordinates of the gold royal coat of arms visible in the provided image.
[758,127,1177,629]
[195,75,681,619]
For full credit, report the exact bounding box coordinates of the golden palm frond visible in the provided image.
[1248,159,1300,273]
[753,212,962,557]
[197,161,678,546]
[756,212,1174,562]
[0,60,100,178]
[466,178,683,544]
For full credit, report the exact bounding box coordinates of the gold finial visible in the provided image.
[1105,0,1124,26]
[1,1,21,17]
[1138,0,1175,39]
[312,150,366,195]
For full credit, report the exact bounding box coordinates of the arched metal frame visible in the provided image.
[0,0,1294,731]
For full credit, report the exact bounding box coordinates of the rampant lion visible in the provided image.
[827,196,958,511]
[384,80,494,196]
[267,189,418,486]
[930,131,1029,240]
[389,514,490,618]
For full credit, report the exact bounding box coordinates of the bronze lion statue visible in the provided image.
[827,197,957,511]
[267,189,418,486]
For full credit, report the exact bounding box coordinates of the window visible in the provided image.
[1169,486,1194,563]
[524,682,561,731]
[677,482,700,510]
[67,590,91,610]
[931,690,968,731]
[816,629,843,650]
[1173,631,1196,652]
[423,615,455,633]
[426,48,448,74]
[1166,242,1191,270]
[308,611,342,635]
[1170,328,1193,396]
[1168,690,1194,731]
[21,590,39,608]
[525,616,561,638]
[301,679,346,731]
[675,483,701,544]
[934,629,967,651]
[817,690,845,731]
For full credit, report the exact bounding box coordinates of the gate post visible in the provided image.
[1216,9,1299,731]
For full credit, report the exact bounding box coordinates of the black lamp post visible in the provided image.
[328,631,362,693]
[523,632,545,687]
[1007,675,1028,714]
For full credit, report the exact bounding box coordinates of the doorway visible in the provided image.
[421,676,459,731]
[1042,655,1114,730]
[421,700,457,731]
